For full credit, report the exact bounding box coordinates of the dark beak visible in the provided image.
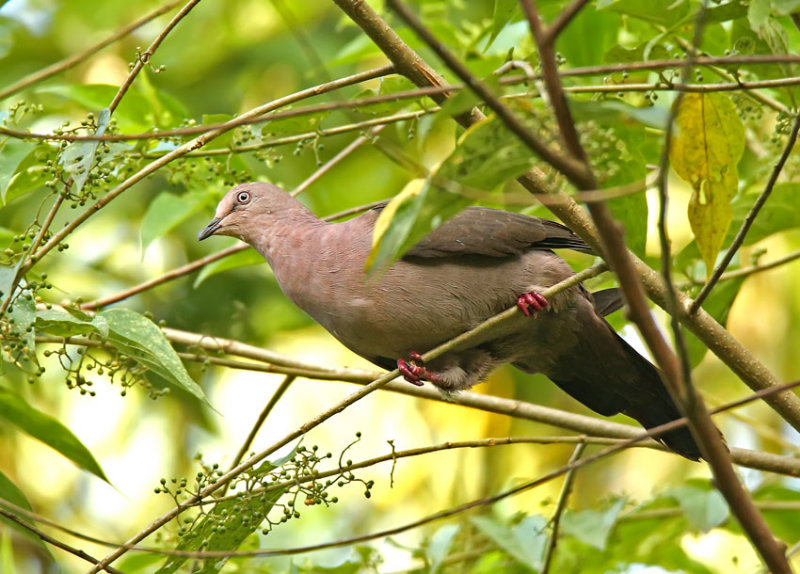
[197,217,223,241]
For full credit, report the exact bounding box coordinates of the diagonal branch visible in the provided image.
[331,0,800,440]
[0,0,186,101]
[541,0,591,44]
[88,256,608,571]
[20,66,391,279]
[542,443,586,574]
[108,0,202,113]
[351,2,791,570]
[386,0,588,186]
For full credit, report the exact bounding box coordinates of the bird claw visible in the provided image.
[397,352,441,386]
[516,291,548,317]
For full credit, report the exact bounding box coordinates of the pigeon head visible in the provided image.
[197,182,298,242]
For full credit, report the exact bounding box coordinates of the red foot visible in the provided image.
[397,352,441,386]
[516,291,548,317]
[398,359,425,386]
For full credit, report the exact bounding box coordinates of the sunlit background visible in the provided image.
[2,0,800,573]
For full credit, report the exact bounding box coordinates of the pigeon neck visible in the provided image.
[251,209,328,269]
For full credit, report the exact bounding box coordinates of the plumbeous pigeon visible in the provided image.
[198,182,701,460]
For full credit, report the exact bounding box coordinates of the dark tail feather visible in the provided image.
[545,321,704,460]
[616,339,704,460]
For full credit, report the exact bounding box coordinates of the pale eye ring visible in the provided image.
[236,191,251,204]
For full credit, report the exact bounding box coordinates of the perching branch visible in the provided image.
[88,257,609,571]
[332,0,800,442]
[351,2,791,569]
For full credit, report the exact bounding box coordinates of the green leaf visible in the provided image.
[440,114,537,191]
[557,6,618,68]
[0,471,47,557]
[487,0,520,50]
[670,93,745,275]
[0,470,31,512]
[599,0,691,26]
[155,460,286,574]
[1,530,18,574]
[0,386,109,482]
[4,291,35,367]
[752,484,800,542]
[674,182,800,279]
[367,179,470,272]
[35,307,109,338]
[0,266,13,301]
[0,139,36,204]
[427,523,460,573]
[683,277,745,367]
[748,0,771,29]
[471,514,547,569]
[572,100,649,257]
[773,0,800,14]
[3,144,49,204]
[731,182,800,245]
[58,107,110,193]
[561,497,625,550]
[194,247,266,287]
[140,190,207,252]
[369,115,538,271]
[98,308,207,403]
[668,481,729,532]
[39,84,152,132]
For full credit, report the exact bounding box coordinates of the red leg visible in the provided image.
[516,291,548,318]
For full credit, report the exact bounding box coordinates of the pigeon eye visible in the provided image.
[236,191,251,204]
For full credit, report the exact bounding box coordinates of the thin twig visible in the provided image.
[542,443,586,574]
[79,407,779,561]
[705,247,800,283]
[519,0,589,166]
[666,28,788,115]
[655,4,791,570]
[527,0,788,567]
[9,74,800,145]
[80,244,248,310]
[387,0,587,185]
[690,112,800,314]
[33,328,800,477]
[541,0,591,44]
[89,259,606,571]
[222,375,296,496]
[291,125,386,197]
[108,0,203,114]
[0,192,64,315]
[338,0,800,450]
[0,508,124,574]
[0,0,186,101]
[2,0,201,317]
[21,66,392,278]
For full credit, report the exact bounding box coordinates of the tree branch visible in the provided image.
[331,0,800,441]
[343,2,791,569]
[542,443,586,574]
[0,0,186,101]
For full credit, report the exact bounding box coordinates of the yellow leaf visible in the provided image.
[366,178,426,268]
[670,93,745,274]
